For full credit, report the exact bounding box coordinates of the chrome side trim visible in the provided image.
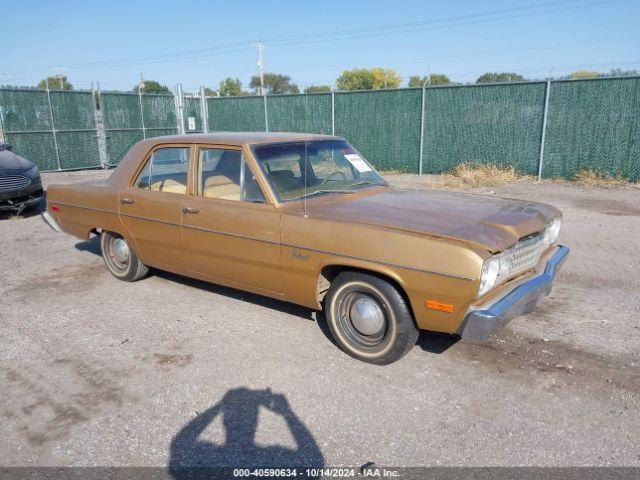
[41,211,62,232]
[50,201,475,281]
[280,243,475,281]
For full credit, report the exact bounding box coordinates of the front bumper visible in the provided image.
[0,179,43,211]
[457,245,569,342]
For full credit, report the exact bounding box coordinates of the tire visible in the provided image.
[324,271,419,365]
[100,231,149,282]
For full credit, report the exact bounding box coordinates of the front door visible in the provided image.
[181,145,282,294]
[118,145,191,269]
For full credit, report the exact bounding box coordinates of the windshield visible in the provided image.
[253,140,386,202]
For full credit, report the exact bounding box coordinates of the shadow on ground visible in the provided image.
[74,236,459,356]
[168,388,324,478]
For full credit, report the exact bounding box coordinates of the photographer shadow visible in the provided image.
[169,387,324,478]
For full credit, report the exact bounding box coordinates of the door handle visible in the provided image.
[182,206,199,214]
[120,198,135,205]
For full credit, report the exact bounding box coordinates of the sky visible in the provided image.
[2,0,639,92]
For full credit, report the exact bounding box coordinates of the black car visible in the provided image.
[0,143,44,213]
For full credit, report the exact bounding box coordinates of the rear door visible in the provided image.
[118,144,192,269]
[180,144,282,294]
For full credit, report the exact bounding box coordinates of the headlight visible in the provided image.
[544,217,562,246]
[479,256,500,296]
[25,164,40,178]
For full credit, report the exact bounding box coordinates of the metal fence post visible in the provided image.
[175,84,185,135]
[93,83,108,168]
[200,86,209,134]
[331,90,335,135]
[138,86,146,139]
[263,94,269,132]
[45,79,62,170]
[537,80,551,181]
[418,84,427,175]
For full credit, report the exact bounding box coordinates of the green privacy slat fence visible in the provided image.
[543,77,640,181]
[422,82,547,175]
[266,93,333,134]
[334,89,423,171]
[100,92,177,165]
[1,78,639,177]
[0,88,100,170]
[207,96,265,132]
[183,96,203,133]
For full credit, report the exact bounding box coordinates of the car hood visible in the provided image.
[0,150,35,171]
[308,188,560,252]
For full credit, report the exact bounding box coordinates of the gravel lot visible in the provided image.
[1,169,638,468]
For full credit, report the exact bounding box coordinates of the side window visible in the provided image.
[135,147,190,194]
[198,148,265,203]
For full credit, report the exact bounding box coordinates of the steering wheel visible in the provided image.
[321,171,348,185]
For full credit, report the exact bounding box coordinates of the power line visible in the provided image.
[6,0,617,75]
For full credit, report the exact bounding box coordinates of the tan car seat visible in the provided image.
[151,177,187,194]
[202,151,241,200]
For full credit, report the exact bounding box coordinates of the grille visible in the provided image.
[501,233,545,278]
[0,175,30,192]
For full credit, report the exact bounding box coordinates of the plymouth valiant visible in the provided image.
[42,132,568,364]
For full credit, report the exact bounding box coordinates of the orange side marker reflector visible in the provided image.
[425,300,454,313]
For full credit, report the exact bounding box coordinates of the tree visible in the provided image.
[408,74,451,87]
[218,77,245,96]
[476,72,526,84]
[567,70,601,79]
[371,68,402,89]
[37,75,73,90]
[336,68,402,91]
[336,68,375,90]
[304,85,332,93]
[605,68,639,77]
[132,80,170,93]
[249,73,299,94]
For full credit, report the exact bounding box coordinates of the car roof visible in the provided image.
[145,132,343,146]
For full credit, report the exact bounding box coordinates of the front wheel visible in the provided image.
[100,231,149,282]
[324,271,419,365]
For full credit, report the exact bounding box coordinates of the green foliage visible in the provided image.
[567,70,601,79]
[336,68,402,91]
[218,77,246,97]
[250,73,299,94]
[37,75,73,90]
[132,80,170,94]
[605,68,640,77]
[203,87,216,96]
[408,74,451,87]
[304,85,332,93]
[476,72,526,84]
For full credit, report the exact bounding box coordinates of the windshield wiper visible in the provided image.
[288,189,357,201]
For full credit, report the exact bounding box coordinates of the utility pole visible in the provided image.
[251,41,266,95]
[53,66,66,89]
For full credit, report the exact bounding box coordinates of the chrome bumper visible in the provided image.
[458,245,570,342]
[41,211,62,232]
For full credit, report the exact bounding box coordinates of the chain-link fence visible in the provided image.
[1,76,638,179]
[0,87,100,170]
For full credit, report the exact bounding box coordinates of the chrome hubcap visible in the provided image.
[349,294,385,336]
[112,238,130,264]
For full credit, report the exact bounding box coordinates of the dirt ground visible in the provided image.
[0,169,638,468]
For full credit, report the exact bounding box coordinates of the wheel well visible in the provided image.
[317,265,415,319]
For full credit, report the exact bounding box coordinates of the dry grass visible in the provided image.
[573,169,639,188]
[438,164,530,189]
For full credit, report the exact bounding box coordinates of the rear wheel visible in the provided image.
[100,231,148,282]
[324,271,419,365]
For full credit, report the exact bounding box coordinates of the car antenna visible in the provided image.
[303,92,310,218]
